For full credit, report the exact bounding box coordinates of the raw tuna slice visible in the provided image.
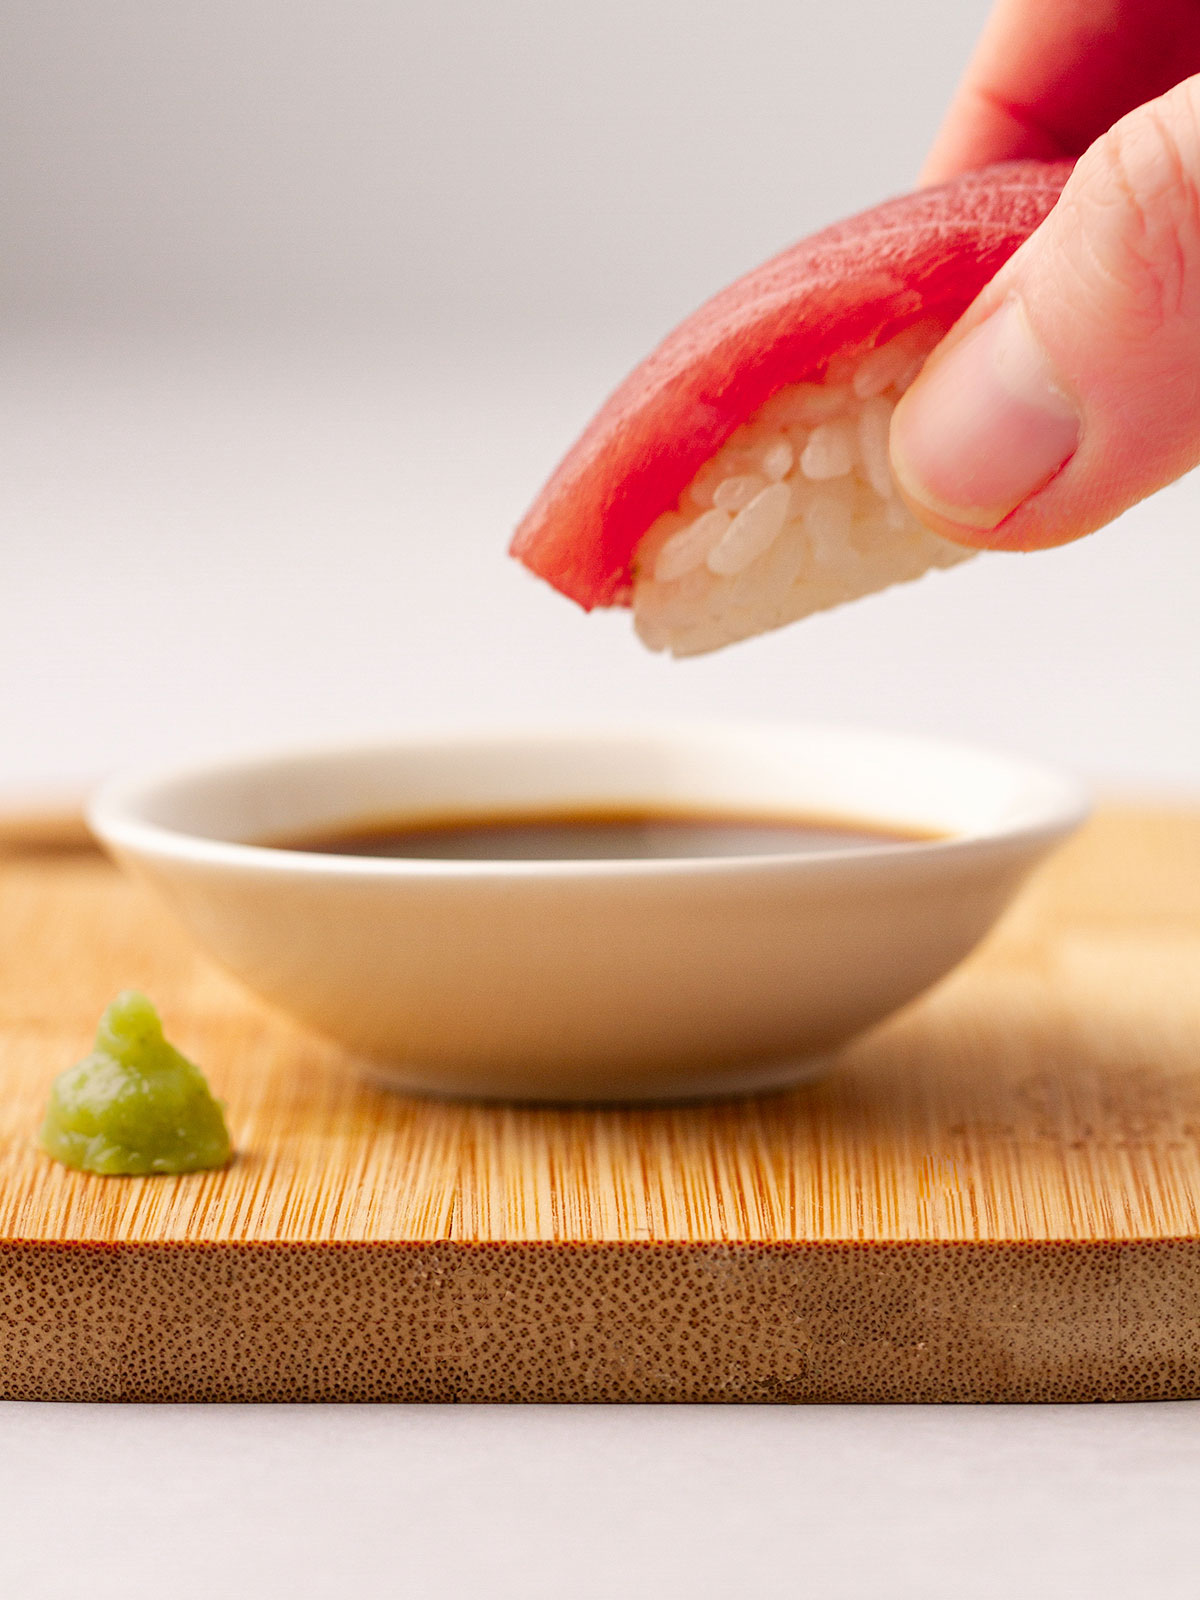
[510,159,1071,656]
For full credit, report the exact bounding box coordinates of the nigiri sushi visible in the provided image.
[511,160,1072,657]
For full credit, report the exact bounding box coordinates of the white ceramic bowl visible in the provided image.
[88,726,1087,1102]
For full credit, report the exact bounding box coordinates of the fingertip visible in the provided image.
[890,483,1002,549]
[888,299,1080,539]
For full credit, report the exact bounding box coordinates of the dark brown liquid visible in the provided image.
[271,808,937,862]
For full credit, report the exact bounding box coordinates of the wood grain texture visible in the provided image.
[2,807,1200,1401]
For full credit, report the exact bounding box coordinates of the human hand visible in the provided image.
[889,0,1200,549]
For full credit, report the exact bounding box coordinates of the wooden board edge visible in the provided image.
[2,1237,1197,1403]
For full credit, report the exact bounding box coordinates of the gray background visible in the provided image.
[3,4,1200,1596]
[3,0,978,337]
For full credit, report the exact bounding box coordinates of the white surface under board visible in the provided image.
[2,1402,1199,1600]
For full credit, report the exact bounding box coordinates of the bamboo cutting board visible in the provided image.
[2,807,1200,1403]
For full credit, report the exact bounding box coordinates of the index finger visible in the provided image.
[922,0,1200,183]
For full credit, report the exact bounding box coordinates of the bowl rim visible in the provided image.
[86,721,1091,881]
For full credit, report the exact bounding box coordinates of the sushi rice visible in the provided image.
[631,320,972,656]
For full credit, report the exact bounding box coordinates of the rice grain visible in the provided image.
[857,396,894,499]
[801,420,856,479]
[706,483,791,576]
[654,508,731,581]
[713,473,769,511]
[758,436,795,481]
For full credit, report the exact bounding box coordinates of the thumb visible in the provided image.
[890,77,1200,551]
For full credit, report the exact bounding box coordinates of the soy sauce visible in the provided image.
[271,808,937,862]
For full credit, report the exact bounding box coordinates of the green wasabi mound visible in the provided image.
[39,991,232,1176]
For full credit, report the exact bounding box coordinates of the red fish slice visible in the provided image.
[511,159,1072,610]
